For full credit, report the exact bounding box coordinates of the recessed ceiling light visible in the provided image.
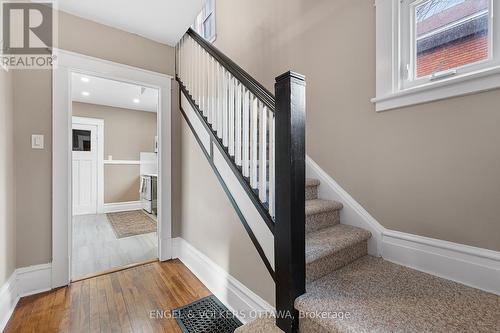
[133,98,140,104]
[82,91,90,97]
[81,77,90,83]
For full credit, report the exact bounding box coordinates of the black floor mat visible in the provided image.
[173,295,243,333]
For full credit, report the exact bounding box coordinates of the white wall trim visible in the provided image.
[306,156,500,295]
[104,160,141,165]
[53,48,172,288]
[0,263,52,332]
[15,263,52,297]
[172,238,275,324]
[382,231,500,295]
[103,201,143,213]
[0,273,17,332]
[373,0,500,112]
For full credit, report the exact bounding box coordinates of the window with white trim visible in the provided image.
[193,0,216,42]
[373,0,500,111]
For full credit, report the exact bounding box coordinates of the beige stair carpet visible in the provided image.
[107,210,156,238]
[296,256,500,333]
[239,256,500,332]
[237,178,499,332]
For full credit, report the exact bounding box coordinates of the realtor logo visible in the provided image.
[1,1,55,69]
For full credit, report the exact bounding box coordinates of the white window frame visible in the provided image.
[193,0,216,43]
[373,0,500,112]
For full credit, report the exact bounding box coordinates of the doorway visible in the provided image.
[52,49,172,288]
[70,73,161,280]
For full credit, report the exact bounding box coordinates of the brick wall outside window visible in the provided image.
[417,33,488,77]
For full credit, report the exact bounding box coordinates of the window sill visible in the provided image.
[372,65,500,112]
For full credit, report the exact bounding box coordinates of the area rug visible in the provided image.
[106,210,156,238]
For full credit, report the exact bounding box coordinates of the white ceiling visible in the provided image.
[71,73,159,112]
[58,0,204,46]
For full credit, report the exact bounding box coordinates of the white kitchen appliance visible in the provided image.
[140,152,158,214]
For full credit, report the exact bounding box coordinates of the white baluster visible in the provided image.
[201,48,208,117]
[228,75,235,156]
[259,105,268,203]
[199,46,203,110]
[204,52,209,118]
[222,69,229,146]
[195,42,199,103]
[182,37,185,81]
[242,89,250,177]
[211,57,216,128]
[187,37,192,92]
[185,38,188,86]
[207,56,213,125]
[250,96,258,189]
[199,47,203,113]
[185,36,188,83]
[268,112,275,218]
[206,56,211,124]
[218,64,224,138]
[189,38,196,99]
[178,39,182,79]
[235,82,242,166]
[193,39,197,95]
[181,37,185,80]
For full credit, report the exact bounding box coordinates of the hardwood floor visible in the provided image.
[4,260,212,333]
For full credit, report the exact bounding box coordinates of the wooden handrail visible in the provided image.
[187,28,276,112]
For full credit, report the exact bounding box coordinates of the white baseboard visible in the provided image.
[172,238,275,324]
[382,230,500,295]
[306,155,500,295]
[103,201,143,213]
[0,263,52,331]
[0,273,17,332]
[16,263,52,297]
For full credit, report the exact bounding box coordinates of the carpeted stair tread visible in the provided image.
[306,178,320,187]
[296,256,500,333]
[306,199,343,216]
[306,178,321,200]
[306,224,370,264]
[305,224,371,283]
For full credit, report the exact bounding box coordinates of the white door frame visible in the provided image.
[52,49,173,288]
[72,116,105,215]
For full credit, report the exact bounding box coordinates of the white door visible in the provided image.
[72,121,98,215]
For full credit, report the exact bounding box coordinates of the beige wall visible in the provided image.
[0,69,16,286]
[73,102,157,203]
[213,0,500,251]
[14,10,179,267]
[104,165,142,203]
[180,120,275,305]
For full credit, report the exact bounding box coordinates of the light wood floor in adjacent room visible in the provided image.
[72,213,158,280]
[4,260,212,333]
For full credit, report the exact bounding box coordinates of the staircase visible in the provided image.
[236,178,499,333]
[304,179,371,284]
[176,29,499,333]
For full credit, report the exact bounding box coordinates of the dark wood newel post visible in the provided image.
[275,71,306,333]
